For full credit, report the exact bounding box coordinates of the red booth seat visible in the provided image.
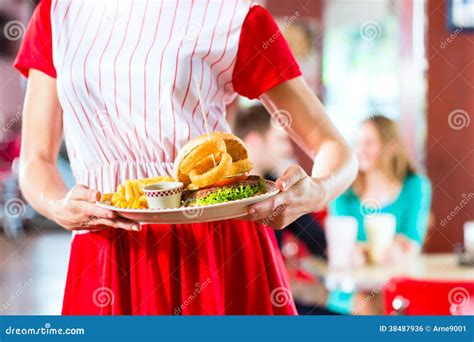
[384,277,474,315]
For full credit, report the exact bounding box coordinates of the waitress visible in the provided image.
[15,0,357,315]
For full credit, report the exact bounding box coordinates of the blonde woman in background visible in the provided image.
[331,115,431,254]
[325,115,432,314]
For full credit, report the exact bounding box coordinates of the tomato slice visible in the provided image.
[204,173,248,188]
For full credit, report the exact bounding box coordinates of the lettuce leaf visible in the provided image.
[196,180,265,206]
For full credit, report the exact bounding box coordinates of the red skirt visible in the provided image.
[62,220,297,315]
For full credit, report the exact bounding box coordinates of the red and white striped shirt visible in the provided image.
[15,0,301,193]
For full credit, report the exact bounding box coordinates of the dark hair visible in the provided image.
[232,105,272,139]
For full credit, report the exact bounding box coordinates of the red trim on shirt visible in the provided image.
[14,0,56,78]
[232,5,302,99]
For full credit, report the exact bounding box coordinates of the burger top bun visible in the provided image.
[173,132,248,183]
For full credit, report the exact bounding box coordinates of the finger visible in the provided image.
[72,200,115,219]
[114,218,141,231]
[70,224,106,231]
[276,165,306,191]
[246,193,291,221]
[88,218,141,231]
[70,224,110,232]
[70,184,101,202]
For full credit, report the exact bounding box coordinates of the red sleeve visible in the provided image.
[14,0,56,78]
[232,5,302,99]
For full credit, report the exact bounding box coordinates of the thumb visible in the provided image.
[276,165,306,191]
[70,184,101,202]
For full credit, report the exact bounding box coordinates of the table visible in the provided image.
[301,253,474,291]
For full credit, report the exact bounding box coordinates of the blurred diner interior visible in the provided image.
[0,0,473,315]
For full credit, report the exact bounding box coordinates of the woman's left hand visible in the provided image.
[382,235,420,265]
[245,165,327,229]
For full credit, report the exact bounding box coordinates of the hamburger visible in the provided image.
[173,132,267,206]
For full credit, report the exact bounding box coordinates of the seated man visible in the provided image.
[233,104,334,315]
[233,105,327,259]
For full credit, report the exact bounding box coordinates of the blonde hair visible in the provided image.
[354,115,415,193]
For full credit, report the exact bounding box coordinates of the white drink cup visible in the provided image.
[364,213,396,265]
[326,216,358,269]
[464,221,474,254]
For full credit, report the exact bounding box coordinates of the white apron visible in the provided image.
[51,0,251,193]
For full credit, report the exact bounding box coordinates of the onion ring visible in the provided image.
[180,138,226,175]
[227,158,253,176]
[178,171,191,187]
[192,152,223,174]
[189,152,232,188]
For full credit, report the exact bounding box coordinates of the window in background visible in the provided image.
[449,0,474,29]
[322,0,427,168]
[323,0,401,141]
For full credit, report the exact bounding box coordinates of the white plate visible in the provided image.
[96,180,279,224]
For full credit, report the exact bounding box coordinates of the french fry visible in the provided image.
[117,200,127,208]
[101,193,113,203]
[131,199,140,209]
[112,192,121,203]
[125,181,134,203]
[139,195,147,205]
[101,175,175,209]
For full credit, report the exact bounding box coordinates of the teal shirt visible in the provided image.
[329,173,432,246]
